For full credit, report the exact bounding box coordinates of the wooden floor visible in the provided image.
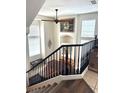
[83,70,98,93]
[52,79,94,93]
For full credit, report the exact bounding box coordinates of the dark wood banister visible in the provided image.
[26,40,94,73]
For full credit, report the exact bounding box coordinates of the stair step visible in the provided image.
[43,83,58,93]
[32,89,41,93]
[49,81,66,93]
[40,85,51,93]
[38,86,46,93]
[28,87,41,93]
[28,79,94,93]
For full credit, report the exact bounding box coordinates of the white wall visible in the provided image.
[54,12,98,47]
[32,12,98,60]
[28,15,56,65]
[36,15,56,57]
[27,12,98,70]
[44,21,56,57]
[26,27,30,71]
[26,0,45,71]
[26,0,45,27]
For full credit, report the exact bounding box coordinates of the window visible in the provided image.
[28,21,41,57]
[81,20,96,37]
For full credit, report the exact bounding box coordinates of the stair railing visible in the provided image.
[26,40,95,86]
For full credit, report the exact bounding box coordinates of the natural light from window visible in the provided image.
[28,21,41,57]
[81,20,96,37]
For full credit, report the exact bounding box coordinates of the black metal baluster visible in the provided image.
[92,40,94,49]
[86,44,88,63]
[53,53,55,77]
[83,45,85,64]
[27,73,29,86]
[59,49,61,75]
[52,54,54,78]
[37,64,40,74]
[30,71,32,81]
[89,43,91,53]
[33,68,34,77]
[56,51,58,76]
[87,44,90,63]
[33,67,36,84]
[28,72,30,83]
[55,53,56,77]
[90,42,92,52]
[63,47,65,75]
[65,46,68,75]
[44,61,45,80]
[37,66,39,82]
[43,61,45,80]
[70,47,72,74]
[46,59,48,80]
[89,42,92,64]
[34,67,37,83]
[84,45,86,64]
[35,67,37,77]
[31,69,34,77]
[88,43,90,62]
[56,51,59,76]
[34,67,36,81]
[37,66,40,83]
[87,43,89,53]
[40,64,42,82]
[74,47,76,74]
[42,62,43,80]
[43,61,44,81]
[91,42,93,49]
[80,45,84,73]
[39,64,41,79]
[51,55,52,78]
[85,44,88,65]
[45,60,47,80]
[48,57,50,79]
[86,44,88,53]
[30,70,32,85]
[77,46,80,74]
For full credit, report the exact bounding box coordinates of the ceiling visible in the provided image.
[38,0,98,17]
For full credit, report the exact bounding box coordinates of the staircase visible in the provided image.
[28,79,94,93]
[28,82,58,93]
[26,40,97,93]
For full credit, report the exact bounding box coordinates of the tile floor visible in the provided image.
[83,70,98,93]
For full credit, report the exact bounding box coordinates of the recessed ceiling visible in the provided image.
[38,0,98,17]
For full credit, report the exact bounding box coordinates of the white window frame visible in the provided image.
[81,19,96,38]
[28,20,42,62]
[80,19,96,43]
